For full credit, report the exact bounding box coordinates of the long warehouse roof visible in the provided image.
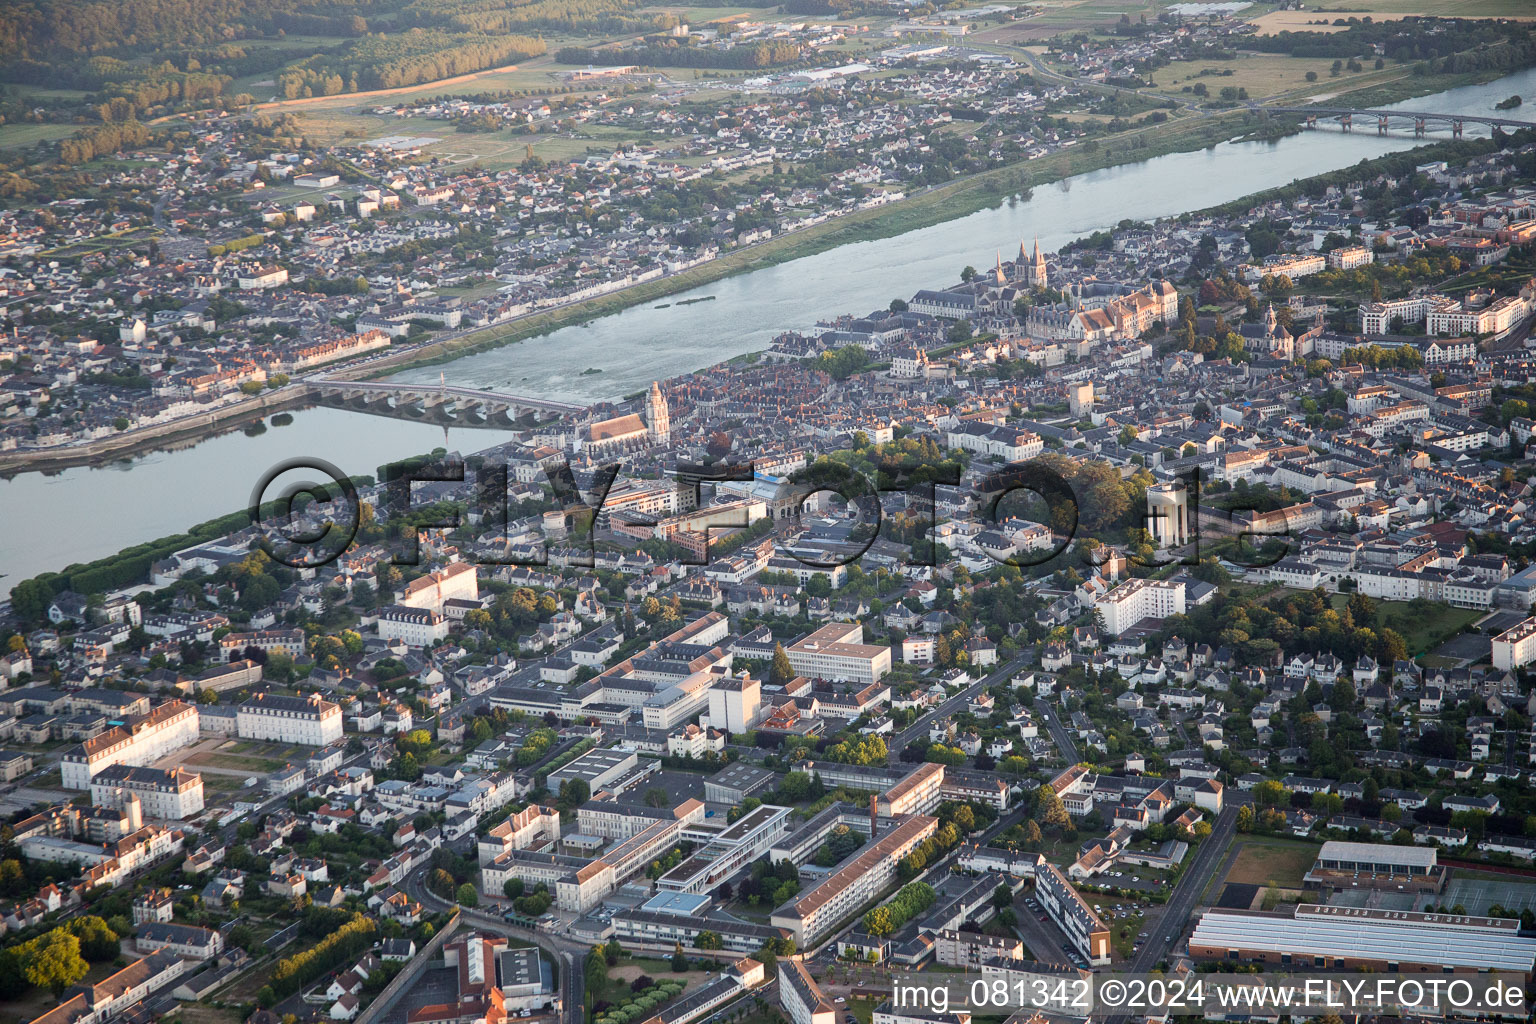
[1190,908,1536,974]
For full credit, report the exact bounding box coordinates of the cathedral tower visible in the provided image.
[646,381,670,445]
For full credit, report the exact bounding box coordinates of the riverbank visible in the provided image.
[7,57,1535,596]
[337,109,1266,383]
[7,54,1532,476]
[0,388,310,475]
[344,61,1536,383]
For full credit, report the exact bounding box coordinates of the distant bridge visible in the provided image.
[1262,105,1536,138]
[311,378,585,420]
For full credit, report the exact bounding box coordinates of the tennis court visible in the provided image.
[1431,877,1536,915]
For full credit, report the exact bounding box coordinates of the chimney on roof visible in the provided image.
[870,793,878,833]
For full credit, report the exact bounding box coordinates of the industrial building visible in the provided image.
[1188,905,1536,980]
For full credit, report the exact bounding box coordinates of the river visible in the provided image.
[4,66,1535,597]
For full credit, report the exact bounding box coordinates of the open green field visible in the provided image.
[1151,55,1357,100]
[1326,594,1483,658]
[1224,837,1318,889]
[0,122,78,151]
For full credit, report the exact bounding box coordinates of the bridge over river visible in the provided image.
[1261,104,1536,137]
[310,377,586,423]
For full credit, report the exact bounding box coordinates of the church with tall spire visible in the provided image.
[1018,238,1048,289]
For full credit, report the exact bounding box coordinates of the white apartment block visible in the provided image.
[1492,617,1536,671]
[1035,860,1111,965]
[237,692,343,746]
[787,622,892,685]
[377,605,450,647]
[1243,253,1326,283]
[1327,245,1374,270]
[1358,295,1433,334]
[90,765,204,820]
[1097,578,1186,636]
[770,814,938,945]
[780,958,836,1024]
[477,805,562,865]
[704,675,761,734]
[60,701,200,790]
[1425,294,1528,338]
[398,562,478,613]
[878,762,944,817]
[218,628,305,664]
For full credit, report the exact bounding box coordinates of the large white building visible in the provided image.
[398,562,478,613]
[1035,861,1110,965]
[1146,482,1190,549]
[703,675,761,734]
[1097,578,1186,636]
[657,804,793,895]
[236,692,343,746]
[1327,245,1374,270]
[770,814,937,945]
[945,423,1044,462]
[786,622,892,685]
[377,605,450,647]
[1492,616,1536,672]
[60,702,200,790]
[780,957,835,1024]
[90,765,204,820]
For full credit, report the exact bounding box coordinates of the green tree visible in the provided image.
[20,929,89,997]
[1035,785,1070,829]
[456,883,478,907]
[770,643,794,686]
[69,916,119,961]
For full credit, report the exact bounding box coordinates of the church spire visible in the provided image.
[1029,238,1048,289]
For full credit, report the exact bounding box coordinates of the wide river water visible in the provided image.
[4,66,1536,597]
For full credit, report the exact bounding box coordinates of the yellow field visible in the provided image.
[1152,54,1376,100]
[1252,6,1536,34]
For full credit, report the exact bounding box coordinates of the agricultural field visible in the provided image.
[1150,54,1358,100]
[0,122,79,152]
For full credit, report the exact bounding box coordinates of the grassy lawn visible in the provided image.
[1225,837,1318,889]
[1111,910,1145,961]
[847,995,880,1024]
[587,958,709,1023]
[1324,595,1482,658]
[0,122,77,152]
[184,750,290,772]
[166,1005,246,1024]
